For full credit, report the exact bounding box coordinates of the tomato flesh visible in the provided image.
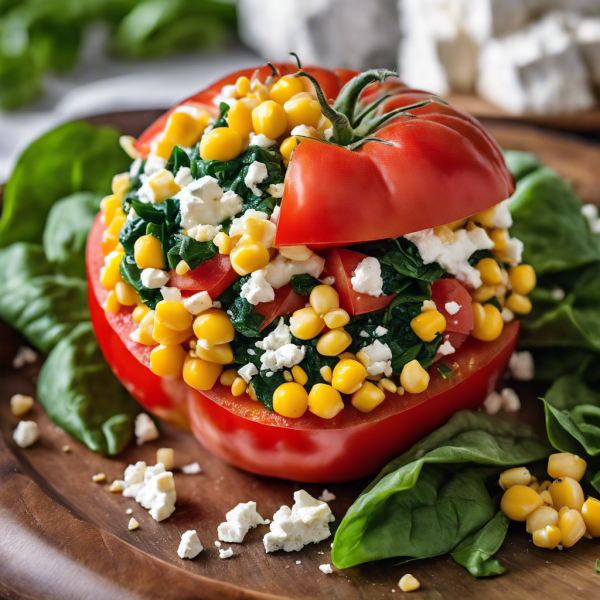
[253,284,306,331]
[431,278,474,334]
[168,253,238,297]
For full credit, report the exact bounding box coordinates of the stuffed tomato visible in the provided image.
[88,62,536,482]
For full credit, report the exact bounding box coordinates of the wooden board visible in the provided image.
[2,114,600,600]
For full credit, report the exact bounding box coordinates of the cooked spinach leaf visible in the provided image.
[165,145,192,174]
[227,296,265,338]
[118,217,148,255]
[119,254,162,309]
[167,234,217,270]
[290,274,321,295]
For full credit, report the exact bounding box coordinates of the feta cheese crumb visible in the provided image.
[183,291,212,315]
[135,463,177,522]
[181,462,202,475]
[318,489,336,502]
[263,490,335,553]
[178,530,203,559]
[296,560,301,565]
[375,326,388,336]
[126,508,133,515]
[215,541,221,547]
[501,308,515,323]
[260,344,306,372]
[320,276,335,286]
[239,363,258,383]
[245,161,269,196]
[262,252,325,289]
[219,547,234,559]
[144,153,167,176]
[141,268,170,289]
[503,236,524,266]
[359,330,370,338]
[267,183,285,198]
[10,394,34,417]
[249,133,277,148]
[128,518,139,531]
[438,341,456,356]
[361,340,393,377]
[135,413,160,445]
[445,301,461,315]
[123,461,147,498]
[493,199,513,229]
[501,388,521,412]
[582,203,600,232]
[174,167,193,188]
[508,351,535,381]
[12,346,38,369]
[218,501,266,543]
[483,391,502,415]
[351,257,383,297]
[240,270,275,305]
[187,223,222,242]
[160,287,182,303]
[13,421,39,448]
[229,209,269,238]
[421,300,437,312]
[319,564,333,574]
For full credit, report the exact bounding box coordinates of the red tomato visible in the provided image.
[253,284,306,331]
[168,253,238,298]
[325,248,396,315]
[431,279,474,334]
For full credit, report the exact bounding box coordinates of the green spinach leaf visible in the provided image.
[167,234,217,270]
[120,254,162,309]
[227,296,265,338]
[290,274,321,295]
[503,150,542,182]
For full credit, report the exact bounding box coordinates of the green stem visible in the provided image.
[357,99,438,136]
[352,92,393,127]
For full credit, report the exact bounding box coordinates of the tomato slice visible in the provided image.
[325,248,396,315]
[168,254,238,298]
[430,279,474,335]
[253,284,306,331]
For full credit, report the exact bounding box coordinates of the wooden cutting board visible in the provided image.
[1,115,600,600]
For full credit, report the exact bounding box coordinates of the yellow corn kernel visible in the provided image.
[279,136,299,164]
[291,365,308,386]
[155,108,210,158]
[134,235,165,270]
[445,218,468,231]
[505,293,532,315]
[471,302,504,342]
[549,477,584,511]
[100,251,125,290]
[196,342,234,365]
[150,344,187,377]
[213,232,233,255]
[433,225,455,244]
[471,285,497,303]
[526,506,559,534]
[273,382,308,418]
[244,217,277,248]
[540,490,553,505]
[156,300,192,332]
[193,309,235,346]
[119,135,141,159]
[351,381,386,413]
[472,206,496,228]
[156,447,175,471]
[581,497,600,537]
[111,173,130,203]
[130,325,155,345]
[530,481,540,493]
[283,97,322,131]
[251,101,287,140]
[476,257,503,286]
[509,264,536,296]
[101,194,121,225]
[227,98,257,139]
[248,81,269,102]
[269,76,304,105]
[319,366,332,383]
[338,351,356,361]
[539,480,551,492]
[290,307,325,340]
[107,210,126,238]
[355,350,370,368]
[132,305,150,323]
[308,384,344,419]
[139,309,156,329]
[175,260,190,275]
[489,228,508,251]
[200,127,243,162]
[380,378,397,394]
[105,290,120,314]
[278,245,312,261]
[316,328,352,356]
[317,116,332,136]
[533,525,562,550]
[323,308,350,329]
[280,370,291,382]
[229,238,270,275]
[183,356,222,390]
[147,169,180,204]
[235,76,251,97]
[499,467,532,491]
[152,314,193,346]
[558,508,586,548]
[220,368,238,387]
[400,360,430,394]
[248,384,258,401]
[410,310,446,343]
[231,376,247,397]
[500,485,544,521]
[558,506,570,520]
[309,285,339,317]
[332,359,367,395]
[115,281,138,306]
[101,231,118,256]
[399,574,420,593]
[547,452,587,482]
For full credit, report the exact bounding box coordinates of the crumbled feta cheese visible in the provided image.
[263,490,335,553]
[129,158,143,177]
[240,270,275,305]
[187,223,222,242]
[318,489,336,502]
[184,291,212,315]
[508,351,535,381]
[213,84,238,107]
[493,199,513,229]
[270,204,281,223]
[249,133,277,148]
[290,125,315,137]
[405,226,494,288]
[260,343,306,372]
[581,203,600,232]
[135,463,177,522]
[319,564,333,574]
[219,547,234,559]
[141,268,170,289]
[126,508,133,515]
[178,530,203,559]
[13,421,39,448]
[181,462,202,475]
[215,541,221,547]
[212,301,222,309]
[361,340,393,377]
[144,153,167,176]
[445,301,461,315]
[239,363,258,383]
[501,388,521,412]
[503,236,524,266]
[174,167,193,188]
[351,257,383,297]
[421,300,437,312]
[375,326,388,337]
[10,394,34,417]
[359,330,370,338]
[218,501,266,543]
[128,518,139,530]
[438,341,456,356]
[483,391,503,415]
[324,128,334,141]
[229,209,269,237]
[256,318,290,351]
[262,253,325,289]
[160,287,182,303]
[267,183,285,198]
[245,161,269,196]
[135,413,160,445]
[320,276,335,286]
[12,346,38,369]
[552,287,566,301]
[501,308,515,322]
[123,461,147,498]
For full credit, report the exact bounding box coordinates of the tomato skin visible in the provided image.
[325,248,396,315]
[188,321,519,482]
[168,253,238,297]
[253,284,306,331]
[430,279,474,334]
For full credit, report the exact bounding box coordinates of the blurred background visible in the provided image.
[3,0,600,179]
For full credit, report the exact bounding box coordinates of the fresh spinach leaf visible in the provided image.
[165,145,192,174]
[130,197,180,228]
[290,274,321,295]
[503,150,542,183]
[37,322,141,455]
[250,370,286,411]
[167,234,217,270]
[227,296,265,338]
[118,217,147,255]
[212,102,230,129]
[119,254,162,309]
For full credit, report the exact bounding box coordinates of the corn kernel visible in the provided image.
[540,490,553,505]
[150,344,187,377]
[533,525,562,550]
[549,477,584,511]
[332,359,367,394]
[147,169,180,204]
[380,378,397,393]
[501,484,544,521]
[156,300,192,332]
[410,310,446,342]
[530,481,540,493]
[244,217,277,248]
[227,98,256,139]
[499,467,531,490]
[139,310,156,329]
[399,574,420,593]
[278,244,312,261]
[316,328,352,356]
[113,283,137,308]
[152,314,193,345]
[235,76,251,97]
[134,235,165,270]
[323,308,350,329]
[338,352,356,362]
[196,342,234,365]
[471,285,497,303]
[291,365,308,385]
[471,302,504,341]
[539,480,551,492]
[558,508,586,548]
[433,225,455,244]
[182,356,222,390]
[252,101,287,139]
[101,251,125,290]
[547,453,587,482]
[220,368,238,387]
[214,232,233,255]
[119,135,141,159]
[156,447,175,471]
[230,238,270,275]
[273,382,308,418]
[249,81,269,102]
[176,260,190,275]
[282,369,293,382]
[356,350,370,367]
[317,116,333,136]
[111,173,129,204]
[400,360,430,394]
[155,108,210,158]
[231,376,247,396]
[476,257,503,286]
[248,384,258,401]
[129,325,155,346]
[200,127,243,162]
[109,480,124,493]
[308,384,344,419]
[526,506,558,534]
[10,394,34,417]
[581,497,600,537]
[472,206,496,228]
[269,76,304,105]
[284,97,322,131]
[310,285,339,317]
[101,230,119,256]
[351,381,386,413]
[290,307,325,340]
[101,194,121,225]
[279,136,299,164]
[105,290,120,313]
[489,228,508,251]
[92,473,106,483]
[193,309,235,346]
[509,264,536,296]
[558,506,570,520]
[445,218,467,231]
[505,293,532,315]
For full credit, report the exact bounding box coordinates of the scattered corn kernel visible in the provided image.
[109,480,124,493]
[101,251,125,290]
[230,238,270,275]
[10,394,34,417]
[200,127,243,161]
[549,477,584,511]
[283,370,293,382]
[319,366,333,383]
[277,245,313,262]
[533,525,562,550]
[231,376,247,396]
[500,485,544,521]
[526,506,558,534]
[290,307,325,340]
[332,359,367,394]
[539,480,552,492]
[156,447,175,471]
[279,136,299,164]
[380,378,397,394]
[316,328,352,356]
[471,302,504,341]
[214,232,233,255]
[284,97,322,130]
[150,344,187,377]
[244,217,277,248]
[105,290,120,313]
[176,260,190,275]
[196,342,234,365]
[92,473,106,483]
[323,308,350,329]
[134,234,165,270]
[410,310,446,343]
[220,369,238,387]
[156,301,192,332]
[351,381,386,413]
[509,264,536,296]
[505,293,532,315]
[476,257,503,286]
[227,98,256,138]
[581,497,600,537]
[499,467,531,490]
[128,518,139,531]
[115,281,138,306]
[399,574,420,593]
[540,490,553,506]
[472,206,496,228]
[273,382,308,418]
[558,508,586,548]
[400,360,430,394]
[235,76,251,97]
[129,325,155,346]
[308,384,344,419]
[269,76,304,104]
[153,314,193,346]
[146,169,180,203]
[548,453,587,482]
[291,365,308,386]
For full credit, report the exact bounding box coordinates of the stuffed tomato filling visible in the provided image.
[98,67,535,420]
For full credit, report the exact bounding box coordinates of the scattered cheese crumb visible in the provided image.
[110,480,125,493]
[445,301,461,315]
[421,300,437,312]
[219,547,234,559]
[12,346,38,369]
[438,341,456,356]
[483,388,521,414]
[92,473,106,483]
[61,445,71,453]
[215,541,221,547]
[319,564,333,574]
[501,308,515,323]
[399,574,420,592]
[178,530,203,559]
[134,413,160,445]
[10,394,34,417]
[128,518,139,531]
[184,291,212,315]
[126,508,133,515]
[13,421,39,448]
[508,351,535,381]
[296,560,301,564]
[181,462,202,475]
[318,489,336,502]
[374,326,388,337]
[238,363,258,383]
[156,447,175,471]
[218,501,266,543]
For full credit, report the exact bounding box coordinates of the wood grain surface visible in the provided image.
[1,113,600,600]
